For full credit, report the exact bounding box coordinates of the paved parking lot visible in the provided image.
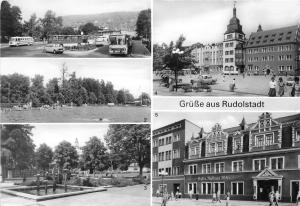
[0,41,150,58]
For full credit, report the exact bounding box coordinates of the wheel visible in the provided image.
[53,50,56,54]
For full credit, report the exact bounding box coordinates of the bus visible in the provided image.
[9,37,34,47]
[108,34,132,55]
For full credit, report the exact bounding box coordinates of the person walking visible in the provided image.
[189,189,193,199]
[269,190,275,206]
[296,191,300,206]
[212,191,217,203]
[216,190,221,203]
[274,190,280,206]
[291,77,300,97]
[277,77,285,97]
[268,77,277,97]
[226,191,230,206]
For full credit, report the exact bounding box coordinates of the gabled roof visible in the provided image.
[252,168,283,180]
[245,25,300,48]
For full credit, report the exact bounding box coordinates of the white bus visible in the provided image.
[9,36,34,47]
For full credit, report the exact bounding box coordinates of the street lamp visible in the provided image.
[172,48,184,92]
[158,171,168,195]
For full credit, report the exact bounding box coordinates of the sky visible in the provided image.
[154,0,300,45]
[7,0,151,20]
[30,124,109,150]
[153,112,299,131]
[1,58,151,98]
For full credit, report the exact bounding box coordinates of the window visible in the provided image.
[173,149,180,159]
[234,138,241,151]
[296,131,300,142]
[153,153,158,162]
[265,134,274,146]
[217,142,223,152]
[166,136,172,144]
[298,155,300,168]
[253,158,266,171]
[256,135,264,147]
[232,160,243,172]
[165,167,171,176]
[210,143,216,153]
[159,152,164,161]
[172,166,180,175]
[153,139,158,147]
[202,182,212,194]
[231,182,244,195]
[173,134,180,142]
[165,150,172,160]
[215,162,225,173]
[153,169,158,177]
[270,157,284,170]
[188,182,197,194]
[214,182,225,194]
[202,163,211,174]
[189,164,197,174]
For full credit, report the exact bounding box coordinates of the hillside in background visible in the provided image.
[62,11,139,31]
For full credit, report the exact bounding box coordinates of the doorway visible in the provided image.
[257,180,278,201]
[173,183,180,194]
[291,181,300,202]
[266,69,271,75]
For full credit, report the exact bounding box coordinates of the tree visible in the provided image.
[53,141,78,169]
[163,35,195,91]
[61,27,77,35]
[116,89,126,104]
[105,124,150,176]
[80,22,98,35]
[88,92,97,104]
[104,81,116,103]
[139,92,151,106]
[0,73,30,104]
[0,125,35,170]
[0,1,23,42]
[136,9,151,40]
[30,75,45,107]
[82,137,108,174]
[23,13,42,39]
[40,10,63,38]
[153,43,168,71]
[36,144,53,170]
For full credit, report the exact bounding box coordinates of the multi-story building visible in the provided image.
[152,119,202,195]
[153,113,300,202]
[244,25,300,76]
[191,43,223,73]
[222,4,246,75]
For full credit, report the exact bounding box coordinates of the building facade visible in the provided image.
[152,119,202,195]
[244,25,300,76]
[222,4,245,75]
[191,43,223,73]
[152,113,300,202]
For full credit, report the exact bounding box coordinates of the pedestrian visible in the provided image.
[268,77,277,97]
[226,191,230,206]
[216,190,221,203]
[277,77,285,97]
[212,191,217,203]
[274,190,280,206]
[156,189,160,197]
[189,189,193,199]
[269,190,274,206]
[296,191,300,206]
[223,75,225,82]
[291,76,300,97]
[175,191,179,200]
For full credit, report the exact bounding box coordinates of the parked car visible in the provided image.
[286,77,295,86]
[44,44,64,54]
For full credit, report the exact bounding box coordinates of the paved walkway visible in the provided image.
[0,185,150,206]
[152,197,297,206]
[153,74,297,97]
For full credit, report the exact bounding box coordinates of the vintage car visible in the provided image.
[44,44,64,54]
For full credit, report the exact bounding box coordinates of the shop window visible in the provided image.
[270,157,284,170]
[231,182,244,195]
[214,182,225,194]
[188,183,197,194]
[202,182,212,194]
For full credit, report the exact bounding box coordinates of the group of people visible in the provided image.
[268,76,300,97]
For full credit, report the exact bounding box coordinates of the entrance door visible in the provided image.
[173,183,180,194]
[291,181,300,202]
[266,69,270,75]
[257,180,278,201]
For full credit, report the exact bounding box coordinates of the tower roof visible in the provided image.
[225,3,244,35]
